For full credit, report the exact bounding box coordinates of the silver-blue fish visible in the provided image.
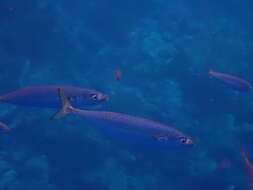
[0,85,108,108]
[53,88,195,148]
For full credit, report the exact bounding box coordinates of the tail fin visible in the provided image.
[51,88,73,120]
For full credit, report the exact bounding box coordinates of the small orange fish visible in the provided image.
[114,69,122,81]
[218,158,231,170]
[240,148,253,190]
[0,121,11,132]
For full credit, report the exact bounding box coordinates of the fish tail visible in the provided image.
[51,88,74,120]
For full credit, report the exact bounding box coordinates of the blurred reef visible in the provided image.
[0,0,253,189]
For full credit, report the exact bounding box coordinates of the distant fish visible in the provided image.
[53,88,195,148]
[240,148,253,190]
[0,121,11,132]
[0,86,108,108]
[114,69,122,81]
[217,158,231,170]
[207,69,252,91]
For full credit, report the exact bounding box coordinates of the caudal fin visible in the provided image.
[51,88,73,120]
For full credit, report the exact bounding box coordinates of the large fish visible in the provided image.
[53,88,195,148]
[208,69,252,91]
[0,86,108,108]
[240,148,253,190]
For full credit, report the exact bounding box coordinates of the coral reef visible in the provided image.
[0,0,252,189]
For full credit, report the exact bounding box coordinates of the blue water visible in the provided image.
[0,0,253,189]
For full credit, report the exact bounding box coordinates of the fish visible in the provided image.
[0,85,108,108]
[0,121,11,132]
[52,88,195,148]
[207,69,252,91]
[217,158,231,170]
[114,69,122,81]
[240,148,253,190]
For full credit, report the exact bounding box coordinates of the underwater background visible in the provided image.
[0,0,253,189]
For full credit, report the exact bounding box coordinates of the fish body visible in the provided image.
[208,69,252,91]
[53,88,195,148]
[73,109,194,147]
[240,149,253,190]
[0,86,108,108]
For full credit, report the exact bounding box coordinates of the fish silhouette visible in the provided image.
[240,148,253,190]
[208,69,252,91]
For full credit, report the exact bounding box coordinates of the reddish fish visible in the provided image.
[114,69,122,81]
[240,148,253,189]
[0,85,108,108]
[217,158,231,170]
[0,122,11,132]
[208,69,252,91]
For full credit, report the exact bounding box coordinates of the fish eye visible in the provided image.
[179,137,194,145]
[90,94,98,101]
[179,137,187,144]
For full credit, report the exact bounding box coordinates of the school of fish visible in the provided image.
[0,68,252,188]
